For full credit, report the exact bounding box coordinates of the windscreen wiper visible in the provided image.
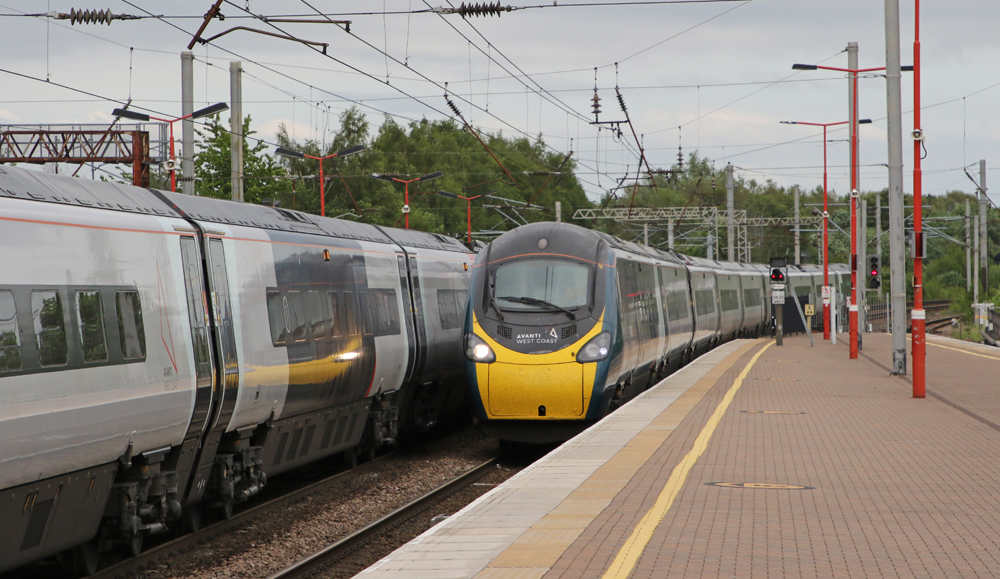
[487,289,505,322]
[497,295,576,320]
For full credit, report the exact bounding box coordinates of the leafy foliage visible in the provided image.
[273,108,591,233]
[194,114,290,204]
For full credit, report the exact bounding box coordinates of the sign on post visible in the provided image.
[771,286,785,305]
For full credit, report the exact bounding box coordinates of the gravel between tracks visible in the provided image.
[132,427,506,579]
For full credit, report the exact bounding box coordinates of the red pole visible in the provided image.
[466,198,472,243]
[912,0,925,397]
[404,181,410,229]
[823,125,830,340]
[319,159,325,217]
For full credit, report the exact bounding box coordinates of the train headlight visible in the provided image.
[465,333,496,363]
[576,331,611,363]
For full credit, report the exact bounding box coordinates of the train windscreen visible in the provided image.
[493,259,592,311]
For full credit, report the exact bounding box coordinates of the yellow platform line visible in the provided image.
[601,341,774,579]
[907,336,1000,361]
[475,340,761,579]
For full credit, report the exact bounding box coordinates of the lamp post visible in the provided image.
[274,145,366,216]
[911,0,925,398]
[781,118,872,341]
[792,61,890,360]
[437,190,485,243]
[112,102,229,193]
[370,172,443,229]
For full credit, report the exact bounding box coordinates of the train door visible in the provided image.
[179,236,215,438]
[207,238,240,430]
[616,260,642,385]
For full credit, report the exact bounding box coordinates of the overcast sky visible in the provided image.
[1,0,998,206]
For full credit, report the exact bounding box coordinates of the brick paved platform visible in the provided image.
[358,333,1000,579]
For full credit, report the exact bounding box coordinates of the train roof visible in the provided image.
[0,166,472,253]
[0,164,183,218]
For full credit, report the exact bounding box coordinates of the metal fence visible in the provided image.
[864,290,890,333]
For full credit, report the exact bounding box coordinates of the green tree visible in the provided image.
[274,107,591,235]
[194,114,290,204]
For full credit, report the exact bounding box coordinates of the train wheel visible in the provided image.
[219,499,234,521]
[72,536,100,577]
[182,503,203,533]
[125,534,143,558]
[341,448,359,470]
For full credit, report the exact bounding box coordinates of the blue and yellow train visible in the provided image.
[463,221,844,444]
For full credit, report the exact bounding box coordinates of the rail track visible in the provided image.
[264,458,500,579]
[88,455,393,579]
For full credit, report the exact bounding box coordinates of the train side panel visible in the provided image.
[0,196,199,572]
[716,270,743,340]
[0,199,197,491]
[657,263,695,367]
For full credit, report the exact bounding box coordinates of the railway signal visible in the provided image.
[770,268,785,283]
[867,254,881,289]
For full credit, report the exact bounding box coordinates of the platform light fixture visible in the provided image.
[274,145,366,217]
[112,102,229,192]
[370,171,444,229]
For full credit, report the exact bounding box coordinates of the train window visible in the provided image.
[343,292,358,336]
[32,290,67,366]
[720,289,740,312]
[266,290,287,345]
[358,292,374,336]
[457,289,468,320]
[694,290,715,316]
[437,289,460,330]
[666,290,689,321]
[743,288,762,309]
[794,286,811,298]
[0,290,21,371]
[116,291,146,359]
[286,291,307,342]
[373,289,401,336]
[76,291,108,363]
[328,292,342,337]
[307,290,330,339]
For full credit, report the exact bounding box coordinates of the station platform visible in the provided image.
[358,331,1000,579]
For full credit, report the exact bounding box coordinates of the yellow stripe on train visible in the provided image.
[472,312,604,420]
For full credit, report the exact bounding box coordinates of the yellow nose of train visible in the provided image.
[470,313,604,420]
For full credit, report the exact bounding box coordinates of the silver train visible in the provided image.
[0,165,474,575]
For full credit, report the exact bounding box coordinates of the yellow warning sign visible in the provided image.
[707,482,813,489]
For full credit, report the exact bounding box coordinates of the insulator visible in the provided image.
[446,97,462,118]
[616,88,627,115]
[63,8,134,25]
[453,2,513,18]
[591,93,602,117]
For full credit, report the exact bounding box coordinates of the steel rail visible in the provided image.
[265,458,500,579]
[91,455,391,579]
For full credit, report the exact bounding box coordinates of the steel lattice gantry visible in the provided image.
[0,123,168,187]
[572,206,823,263]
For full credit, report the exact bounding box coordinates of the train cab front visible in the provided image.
[464,223,615,444]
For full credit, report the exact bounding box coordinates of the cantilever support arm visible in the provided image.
[197,27,329,54]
